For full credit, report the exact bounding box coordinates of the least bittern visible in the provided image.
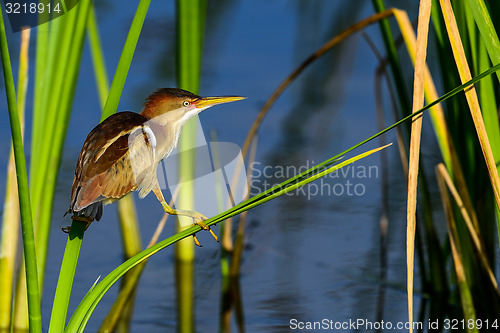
[65,88,246,246]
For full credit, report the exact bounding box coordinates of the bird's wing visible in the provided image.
[69,112,156,212]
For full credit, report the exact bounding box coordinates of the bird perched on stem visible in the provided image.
[65,88,246,246]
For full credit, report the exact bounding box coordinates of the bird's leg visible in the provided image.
[152,188,218,246]
[61,215,94,233]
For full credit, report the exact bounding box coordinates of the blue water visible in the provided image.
[0,0,435,331]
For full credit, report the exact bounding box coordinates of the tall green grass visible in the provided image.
[373,0,500,323]
[0,9,41,331]
[0,0,151,331]
[0,28,29,331]
[9,0,93,328]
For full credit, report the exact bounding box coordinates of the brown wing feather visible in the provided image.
[69,112,154,213]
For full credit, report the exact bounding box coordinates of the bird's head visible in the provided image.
[140,88,246,125]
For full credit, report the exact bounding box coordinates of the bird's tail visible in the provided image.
[64,201,103,221]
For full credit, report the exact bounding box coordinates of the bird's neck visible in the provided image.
[140,109,198,161]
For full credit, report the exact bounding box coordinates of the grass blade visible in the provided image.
[465,0,500,82]
[371,0,411,120]
[435,165,478,333]
[0,28,30,330]
[101,0,152,121]
[0,15,42,333]
[66,144,391,332]
[391,7,451,294]
[439,0,500,213]
[436,164,499,294]
[405,3,432,333]
[48,223,86,333]
[87,4,110,107]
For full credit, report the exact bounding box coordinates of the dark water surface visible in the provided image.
[0,0,445,332]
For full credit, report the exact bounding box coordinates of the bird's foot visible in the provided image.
[158,197,218,246]
[61,215,94,233]
[185,212,218,247]
[192,219,218,247]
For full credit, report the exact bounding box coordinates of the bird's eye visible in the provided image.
[183,101,190,107]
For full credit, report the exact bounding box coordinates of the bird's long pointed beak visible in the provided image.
[194,95,246,109]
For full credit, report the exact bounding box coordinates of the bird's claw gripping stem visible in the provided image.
[183,212,218,247]
[169,209,218,247]
[192,219,218,247]
[154,189,218,246]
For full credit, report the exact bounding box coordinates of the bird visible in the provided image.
[64,88,246,246]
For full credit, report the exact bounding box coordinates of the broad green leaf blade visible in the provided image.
[49,222,85,333]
